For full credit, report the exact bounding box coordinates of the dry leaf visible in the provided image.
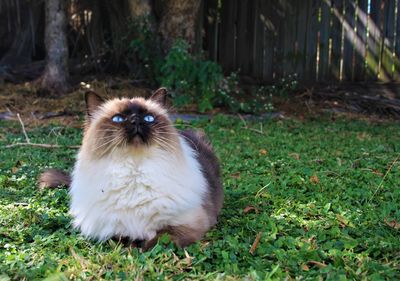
[336,214,348,228]
[259,149,268,155]
[243,205,259,214]
[11,160,24,174]
[309,175,319,184]
[302,264,310,271]
[315,159,324,164]
[308,260,327,268]
[384,218,400,230]
[184,249,192,266]
[372,169,384,177]
[230,172,241,179]
[357,132,371,141]
[289,153,300,160]
[70,247,89,269]
[200,241,210,251]
[249,232,262,255]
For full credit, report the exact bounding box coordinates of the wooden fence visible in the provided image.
[203,0,400,83]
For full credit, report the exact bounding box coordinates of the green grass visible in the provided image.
[0,116,399,280]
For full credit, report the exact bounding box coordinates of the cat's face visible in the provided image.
[83,88,179,157]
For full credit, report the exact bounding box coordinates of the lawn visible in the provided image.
[0,115,399,280]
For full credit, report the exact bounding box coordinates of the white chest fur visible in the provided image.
[69,138,207,241]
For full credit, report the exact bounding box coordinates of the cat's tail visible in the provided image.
[38,169,71,189]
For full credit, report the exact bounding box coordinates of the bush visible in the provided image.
[129,17,163,83]
[159,40,223,112]
[131,24,299,113]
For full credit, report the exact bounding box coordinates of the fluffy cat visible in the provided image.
[39,88,223,249]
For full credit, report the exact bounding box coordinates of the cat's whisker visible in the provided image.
[155,136,182,151]
[156,132,200,151]
[153,127,179,134]
[153,136,174,149]
[96,135,121,142]
[155,131,180,136]
[96,129,121,133]
[109,138,124,155]
[155,142,176,153]
[100,136,125,156]
[152,124,176,130]
[96,132,123,138]
[164,104,177,114]
[154,129,176,135]
[175,123,197,128]
[178,135,199,151]
[94,136,123,151]
[153,137,177,152]
[154,122,197,130]
[97,134,124,142]
[154,133,177,141]
[94,140,116,151]
[95,135,120,145]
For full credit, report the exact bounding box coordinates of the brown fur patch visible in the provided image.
[38,169,71,189]
[179,130,224,225]
[143,223,208,250]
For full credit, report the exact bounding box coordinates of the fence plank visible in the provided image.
[329,0,344,81]
[269,1,285,79]
[304,0,320,81]
[260,0,275,81]
[295,1,310,80]
[343,0,356,80]
[319,0,332,81]
[236,0,252,74]
[381,0,395,81]
[281,0,298,77]
[252,0,263,78]
[395,0,400,81]
[218,0,237,72]
[204,0,219,61]
[366,0,382,80]
[354,0,369,81]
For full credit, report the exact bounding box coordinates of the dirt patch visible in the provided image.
[273,82,400,122]
[0,79,152,126]
[1,80,399,127]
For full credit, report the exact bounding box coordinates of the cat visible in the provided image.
[39,88,223,249]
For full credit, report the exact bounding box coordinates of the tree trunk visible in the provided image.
[39,0,69,94]
[128,0,153,18]
[157,0,202,52]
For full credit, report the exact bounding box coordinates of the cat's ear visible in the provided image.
[85,91,104,117]
[149,88,167,106]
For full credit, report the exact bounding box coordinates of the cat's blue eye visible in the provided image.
[144,115,155,123]
[112,115,126,123]
[144,115,155,122]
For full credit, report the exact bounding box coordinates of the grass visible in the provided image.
[0,115,399,280]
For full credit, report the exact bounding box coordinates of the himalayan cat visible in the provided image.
[39,88,223,249]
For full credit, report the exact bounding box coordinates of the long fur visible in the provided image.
[39,89,223,247]
[70,137,210,241]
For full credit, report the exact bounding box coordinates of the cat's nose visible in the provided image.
[128,114,138,124]
[128,114,141,135]
[131,125,138,135]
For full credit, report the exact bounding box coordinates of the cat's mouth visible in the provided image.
[129,134,145,142]
[127,131,148,146]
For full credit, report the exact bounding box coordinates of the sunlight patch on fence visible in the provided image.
[204,0,400,82]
